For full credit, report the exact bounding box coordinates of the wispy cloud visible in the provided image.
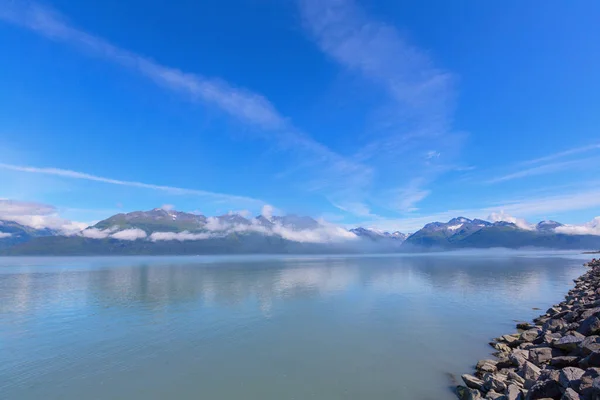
[299,0,454,124]
[298,0,460,213]
[0,1,284,130]
[556,217,600,236]
[0,199,89,233]
[0,162,264,205]
[0,0,369,210]
[486,158,594,184]
[330,201,377,218]
[110,228,147,241]
[523,143,600,165]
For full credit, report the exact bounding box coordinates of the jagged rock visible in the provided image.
[554,335,584,352]
[457,385,483,400]
[498,358,514,369]
[579,351,600,368]
[520,361,541,389]
[550,356,579,368]
[579,336,600,356]
[483,372,508,393]
[579,307,600,320]
[463,374,486,391]
[577,367,600,395]
[543,319,566,333]
[477,360,499,374]
[503,334,521,344]
[561,388,580,400]
[564,311,579,323]
[539,369,560,383]
[521,329,542,342]
[529,347,554,364]
[525,379,562,399]
[577,316,600,336]
[511,350,530,368]
[509,370,526,387]
[547,307,561,316]
[506,384,524,400]
[484,389,504,399]
[558,367,585,388]
[494,342,513,354]
[518,322,535,330]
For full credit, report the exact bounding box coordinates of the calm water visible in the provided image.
[0,251,589,399]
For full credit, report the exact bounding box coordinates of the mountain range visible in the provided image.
[1,209,599,255]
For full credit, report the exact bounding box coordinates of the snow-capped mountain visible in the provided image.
[536,220,564,232]
[2,209,600,255]
[350,227,408,242]
[404,216,600,249]
[0,219,56,249]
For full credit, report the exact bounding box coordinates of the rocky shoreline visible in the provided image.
[456,258,600,400]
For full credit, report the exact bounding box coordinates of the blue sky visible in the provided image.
[0,0,599,232]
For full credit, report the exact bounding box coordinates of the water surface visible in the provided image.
[0,251,588,399]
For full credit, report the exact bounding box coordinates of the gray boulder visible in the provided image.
[543,319,566,333]
[579,336,600,356]
[506,384,524,400]
[553,335,584,352]
[521,329,542,342]
[477,359,499,374]
[577,316,600,336]
[579,351,600,368]
[529,347,554,364]
[561,388,580,400]
[550,356,579,368]
[525,379,562,399]
[520,361,541,388]
[558,367,585,389]
[463,374,486,391]
[510,350,530,368]
[577,367,600,396]
[457,385,483,400]
[483,373,508,393]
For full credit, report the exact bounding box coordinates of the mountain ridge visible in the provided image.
[2,209,600,255]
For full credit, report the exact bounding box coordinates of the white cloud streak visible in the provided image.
[149,231,212,241]
[0,162,263,205]
[523,143,600,166]
[0,1,368,210]
[0,1,284,130]
[81,228,112,239]
[145,216,359,244]
[298,0,459,214]
[0,232,13,239]
[299,0,453,124]
[110,228,147,241]
[487,158,594,184]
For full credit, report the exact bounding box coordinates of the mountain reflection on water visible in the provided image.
[0,252,588,400]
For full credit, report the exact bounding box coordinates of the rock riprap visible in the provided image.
[457,259,600,400]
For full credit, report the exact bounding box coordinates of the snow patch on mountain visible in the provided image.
[447,223,463,231]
